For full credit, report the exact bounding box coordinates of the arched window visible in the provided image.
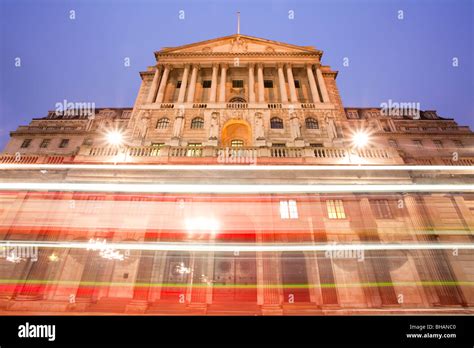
[156,117,170,129]
[270,117,284,129]
[305,117,319,129]
[230,139,244,147]
[191,117,204,129]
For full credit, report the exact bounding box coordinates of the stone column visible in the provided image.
[218,64,228,103]
[209,64,219,102]
[316,67,330,103]
[286,64,298,103]
[177,64,190,103]
[277,64,288,103]
[186,64,199,103]
[146,66,162,104]
[155,64,171,103]
[248,63,256,103]
[306,64,320,103]
[257,64,265,103]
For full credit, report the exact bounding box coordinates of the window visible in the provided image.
[230,139,244,147]
[190,117,204,129]
[264,80,273,88]
[232,80,244,88]
[326,200,346,219]
[272,143,286,147]
[202,80,212,88]
[176,81,182,88]
[83,138,93,146]
[40,139,51,148]
[294,80,301,88]
[346,110,360,119]
[20,139,32,148]
[433,140,443,149]
[453,140,464,148]
[412,140,423,148]
[186,143,202,157]
[310,143,323,147]
[156,117,170,129]
[59,139,70,148]
[305,117,319,129]
[280,200,298,219]
[270,117,283,129]
[370,200,393,219]
[151,143,164,156]
[388,139,398,148]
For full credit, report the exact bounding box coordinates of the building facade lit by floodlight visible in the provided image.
[0,34,473,315]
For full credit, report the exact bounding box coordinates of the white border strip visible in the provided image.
[0,183,473,193]
[0,240,471,252]
[0,164,473,171]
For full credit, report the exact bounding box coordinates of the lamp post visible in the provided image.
[349,130,371,165]
[106,130,128,164]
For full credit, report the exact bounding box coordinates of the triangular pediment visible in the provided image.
[158,34,320,55]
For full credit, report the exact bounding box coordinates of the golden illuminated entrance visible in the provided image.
[221,119,252,147]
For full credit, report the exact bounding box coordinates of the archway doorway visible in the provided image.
[281,251,311,303]
[221,119,252,147]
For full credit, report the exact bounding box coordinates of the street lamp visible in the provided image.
[351,130,370,148]
[106,130,124,146]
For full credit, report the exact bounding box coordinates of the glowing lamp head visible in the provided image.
[352,131,370,148]
[106,131,124,146]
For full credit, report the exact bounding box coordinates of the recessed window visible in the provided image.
[191,117,204,129]
[453,140,464,148]
[264,80,273,88]
[294,80,301,88]
[412,140,423,148]
[21,139,32,148]
[59,139,70,148]
[270,117,283,129]
[176,81,182,88]
[280,200,298,219]
[433,140,443,149]
[186,143,202,157]
[156,117,170,129]
[305,117,319,129]
[232,80,244,88]
[230,139,244,147]
[346,110,360,119]
[202,80,212,88]
[326,200,346,219]
[83,138,93,146]
[40,139,51,148]
[370,200,393,219]
[388,139,398,148]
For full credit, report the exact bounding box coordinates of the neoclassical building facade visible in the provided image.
[0,34,473,315]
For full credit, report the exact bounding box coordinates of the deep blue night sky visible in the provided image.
[0,0,472,149]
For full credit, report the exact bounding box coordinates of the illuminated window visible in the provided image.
[191,117,204,129]
[326,200,346,219]
[230,139,244,147]
[370,199,393,219]
[270,117,283,129]
[151,143,164,156]
[156,117,170,129]
[305,117,319,129]
[280,200,298,219]
[186,143,202,157]
[21,139,32,148]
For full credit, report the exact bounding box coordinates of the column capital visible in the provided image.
[248,62,255,69]
[163,63,173,70]
[276,62,285,69]
[256,63,264,69]
[305,63,315,69]
[220,63,229,69]
[212,63,220,69]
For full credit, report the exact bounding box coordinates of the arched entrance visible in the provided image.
[221,119,252,147]
[281,251,311,303]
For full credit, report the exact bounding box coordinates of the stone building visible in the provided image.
[0,34,473,315]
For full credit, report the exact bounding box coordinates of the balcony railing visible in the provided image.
[270,147,303,158]
[226,103,248,109]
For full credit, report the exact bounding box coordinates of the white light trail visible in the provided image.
[0,182,472,194]
[0,164,473,171]
[0,240,473,252]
